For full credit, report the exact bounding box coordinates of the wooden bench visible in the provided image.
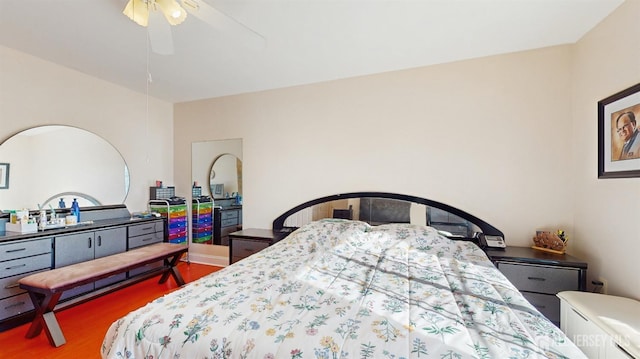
[18,242,188,347]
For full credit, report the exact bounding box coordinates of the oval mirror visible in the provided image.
[0,125,130,210]
[209,154,242,199]
[191,139,242,248]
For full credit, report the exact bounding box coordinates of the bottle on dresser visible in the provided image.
[38,209,47,230]
[71,198,80,223]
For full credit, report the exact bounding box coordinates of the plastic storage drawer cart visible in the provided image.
[192,197,213,244]
[149,199,188,244]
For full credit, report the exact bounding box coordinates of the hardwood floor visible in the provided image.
[0,262,221,359]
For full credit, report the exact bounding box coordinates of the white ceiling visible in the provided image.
[0,0,624,103]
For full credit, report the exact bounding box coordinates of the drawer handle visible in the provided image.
[141,226,153,231]
[5,283,20,289]
[142,237,153,242]
[5,263,26,270]
[5,248,27,253]
[527,277,546,281]
[5,301,26,310]
[243,248,254,252]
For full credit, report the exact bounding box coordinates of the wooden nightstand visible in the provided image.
[485,246,588,326]
[228,229,288,265]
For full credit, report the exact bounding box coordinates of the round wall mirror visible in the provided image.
[0,125,130,210]
[209,153,242,199]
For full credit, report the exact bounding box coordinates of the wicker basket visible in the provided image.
[532,231,568,254]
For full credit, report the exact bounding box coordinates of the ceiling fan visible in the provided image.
[123,0,265,55]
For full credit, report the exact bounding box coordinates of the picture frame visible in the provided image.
[0,163,9,189]
[598,83,640,178]
[212,183,224,198]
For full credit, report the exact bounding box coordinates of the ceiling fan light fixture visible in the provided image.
[123,0,187,27]
[155,0,188,26]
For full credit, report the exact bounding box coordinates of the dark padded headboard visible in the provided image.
[272,192,504,240]
[359,197,411,224]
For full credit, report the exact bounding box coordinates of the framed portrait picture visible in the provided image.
[0,163,9,189]
[598,83,640,178]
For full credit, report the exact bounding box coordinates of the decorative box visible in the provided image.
[5,222,38,234]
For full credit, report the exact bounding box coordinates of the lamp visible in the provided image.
[123,0,187,27]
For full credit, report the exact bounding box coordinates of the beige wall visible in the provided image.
[175,1,639,297]
[0,46,174,212]
[570,0,640,299]
[175,45,576,262]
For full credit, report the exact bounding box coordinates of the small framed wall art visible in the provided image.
[0,163,9,189]
[598,83,640,178]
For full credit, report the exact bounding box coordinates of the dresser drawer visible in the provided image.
[129,221,163,238]
[522,291,560,324]
[0,253,52,279]
[0,293,34,321]
[222,218,239,227]
[0,269,49,299]
[128,232,164,249]
[0,238,52,262]
[221,210,239,221]
[497,263,579,294]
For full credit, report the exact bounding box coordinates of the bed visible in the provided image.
[101,193,586,358]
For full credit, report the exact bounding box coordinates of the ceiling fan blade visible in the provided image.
[181,0,266,50]
[147,10,174,55]
[123,0,150,27]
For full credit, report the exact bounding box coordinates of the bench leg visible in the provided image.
[25,291,66,347]
[158,253,186,286]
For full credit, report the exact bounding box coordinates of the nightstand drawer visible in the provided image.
[232,239,269,258]
[229,229,286,265]
[497,263,579,294]
[522,292,560,324]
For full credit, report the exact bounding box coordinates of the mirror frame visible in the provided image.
[0,125,130,209]
[208,153,242,199]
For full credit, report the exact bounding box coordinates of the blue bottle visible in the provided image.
[58,198,66,208]
[71,198,80,223]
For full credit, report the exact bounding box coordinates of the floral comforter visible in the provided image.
[102,219,585,359]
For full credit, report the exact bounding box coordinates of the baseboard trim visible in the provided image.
[184,252,228,267]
